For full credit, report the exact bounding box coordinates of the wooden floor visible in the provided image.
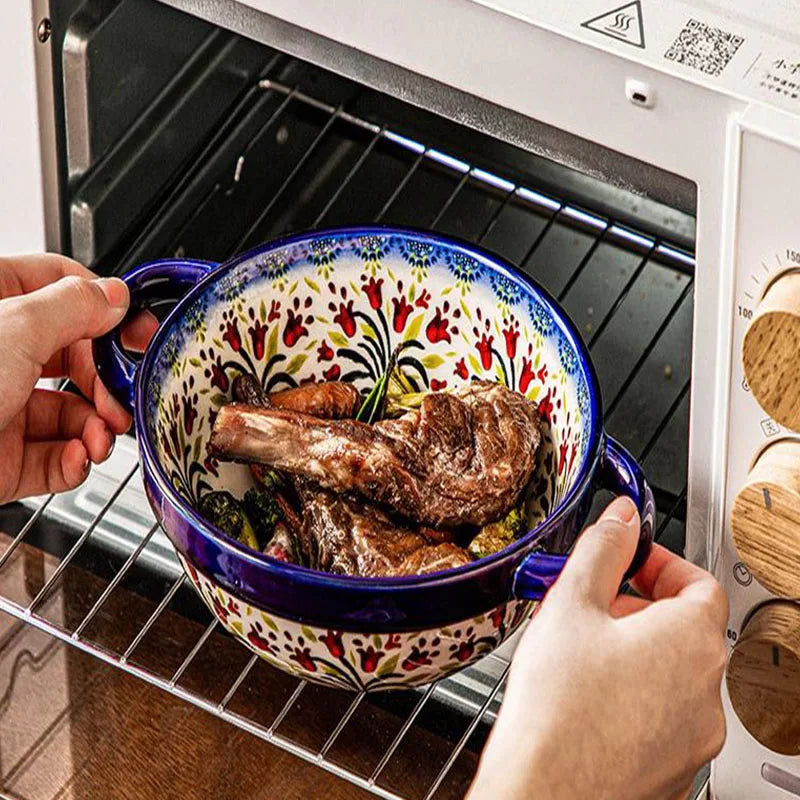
[0,532,480,800]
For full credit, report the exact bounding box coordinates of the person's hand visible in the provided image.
[0,254,157,502]
[469,496,728,800]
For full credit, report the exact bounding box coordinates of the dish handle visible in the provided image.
[92,259,217,415]
[512,436,655,601]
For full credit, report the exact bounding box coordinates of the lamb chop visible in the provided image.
[209,381,541,528]
[296,480,470,577]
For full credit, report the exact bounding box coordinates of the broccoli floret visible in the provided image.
[468,505,526,560]
[243,487,283,548]
[198,491,259,550]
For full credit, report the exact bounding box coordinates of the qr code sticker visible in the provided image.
[664,19,743,77]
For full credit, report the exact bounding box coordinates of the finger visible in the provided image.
[41,339,131,434]
[121,310,159,352]
[92,374,132,434]
[4,275,129,367]
[0,253,94,297]
[609,593,650,618]
[553,496,640,610]
[12,439,90,499]
[25,390,113,463]
[630,544,728,630]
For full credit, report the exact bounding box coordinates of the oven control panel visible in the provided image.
[713,118,800,798]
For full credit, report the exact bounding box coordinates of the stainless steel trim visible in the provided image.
[31,0,62,251]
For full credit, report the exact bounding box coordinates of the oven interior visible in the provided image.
[0,1,699,797]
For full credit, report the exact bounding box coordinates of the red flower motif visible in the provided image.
[181,396,197,435]
[362,276,384,310]
[317,340,334,361]
[567,441,578,475]
[211,593,229,624]
[385,633,402,650]
[210,357,229,393]
[453,637,475,662]
[323,364,341,381]
[160,429,173,461]
[476,334,494,370]
[247,625,274,652]
[489,606,505,629]
[248,319,268,360]
[392,296,413,333]
[334,301,357,337]
[320,630,345,658]
[558,439,569,475]
[426,307,451,344]
[502,323,519,359]
[415,288,431,309]
[519,358,535,394]
[454,358,469,380]
[284,308,308,347]
[203,454,219,477]
[226,598,239,614]
[431,379,447,391]
[300,374,316,385]
[402,646,433,671]
[537,365,548,382]
[222,317,242,352]
[357,645,384,673]
[538,388,554,423]
[289,646,317,672]
[268,299,280,322]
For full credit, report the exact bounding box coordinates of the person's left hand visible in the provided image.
[0,253,158,502]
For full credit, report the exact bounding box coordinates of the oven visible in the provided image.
[2,0,800,797]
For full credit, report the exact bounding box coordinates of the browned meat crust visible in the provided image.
[296,481,470,576]
[232,373,361,418]
[209,381,541,527]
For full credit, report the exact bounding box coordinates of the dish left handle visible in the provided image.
[92,259,217,416]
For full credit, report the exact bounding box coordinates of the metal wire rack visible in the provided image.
[0,72,695,799]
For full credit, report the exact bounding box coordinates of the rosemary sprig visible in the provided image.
[356,342,408,424]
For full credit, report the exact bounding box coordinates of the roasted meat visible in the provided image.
[232,373,361,418]
[232,374,361,493]
[209,381,541,527]
[296,481,471,576]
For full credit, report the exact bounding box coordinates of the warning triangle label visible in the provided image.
[581,1,645,49]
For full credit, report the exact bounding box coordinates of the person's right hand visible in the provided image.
[468,496,728,800]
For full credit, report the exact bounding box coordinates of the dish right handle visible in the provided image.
[512,436,655,601]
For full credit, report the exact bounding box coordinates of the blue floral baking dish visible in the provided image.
[93,226,654,690]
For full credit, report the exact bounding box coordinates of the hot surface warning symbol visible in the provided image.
[582,1,645,49]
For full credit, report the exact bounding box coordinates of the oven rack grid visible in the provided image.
[0,77,693,800]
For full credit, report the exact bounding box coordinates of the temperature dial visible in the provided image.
[727,601,800,755]
[731,440,800,598]
[742,270,800,432]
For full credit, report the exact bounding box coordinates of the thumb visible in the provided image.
[5,276,129,365]
[553,495,640,611]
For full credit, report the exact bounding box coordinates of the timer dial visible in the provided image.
[742,270,800,432]
[731,440,800,598]
[727,601,800,755]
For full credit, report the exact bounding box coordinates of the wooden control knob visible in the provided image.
[743,271,800,432]
[727,601,800,755]
[731,440,800,598]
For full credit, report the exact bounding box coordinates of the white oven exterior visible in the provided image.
[8,0,800,796]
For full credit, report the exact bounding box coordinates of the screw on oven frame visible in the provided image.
[36,18,51,43]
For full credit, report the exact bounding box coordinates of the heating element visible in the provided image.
[0,64,698,798]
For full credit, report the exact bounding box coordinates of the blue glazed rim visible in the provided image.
[134,225,605,591]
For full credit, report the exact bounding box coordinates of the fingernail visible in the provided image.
[82,452,90,474]
[605,496,637,524]
[104,431,116,462]
[95,277,129,310]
